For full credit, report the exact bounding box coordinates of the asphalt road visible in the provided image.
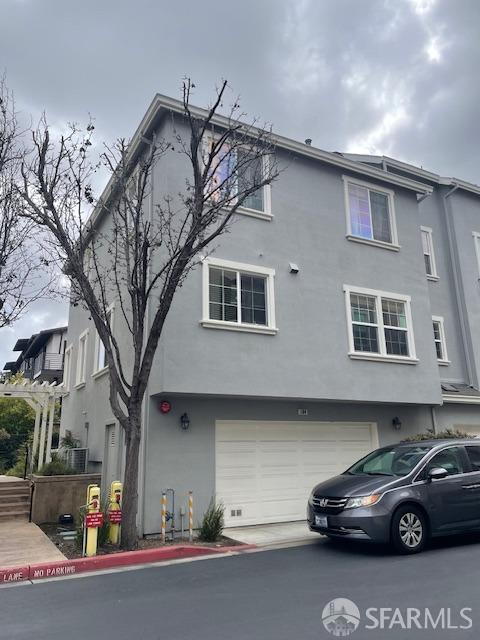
[2,534,480,640]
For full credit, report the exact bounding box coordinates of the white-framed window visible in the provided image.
[473,232,480,278]
[203,136,272,220]
[75,329,89,386]
[343,176,398,249]
[201,257,277,335]
[344,285,417,363]
[63,344,73,391]
[432,316,449,365]
[421,226,438,279]
[93,304,114,376]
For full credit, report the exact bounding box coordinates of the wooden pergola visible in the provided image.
[0,379,67,471]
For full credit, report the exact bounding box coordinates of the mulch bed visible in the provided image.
[40,524,241,559]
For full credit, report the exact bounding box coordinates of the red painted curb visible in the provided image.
[0,565,30,584]
[0,543,256,584]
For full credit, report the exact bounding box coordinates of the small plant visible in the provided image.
[198,499,224,542]
[403,428,474,442]
[60,432,81,450]
[37,453,76,476]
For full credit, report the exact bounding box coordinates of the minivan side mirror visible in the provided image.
[428,467,448,481]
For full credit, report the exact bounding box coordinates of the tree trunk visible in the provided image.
[121,410,142,550]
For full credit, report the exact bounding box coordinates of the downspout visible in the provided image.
[430,406,437,435]
[441,183,477,387]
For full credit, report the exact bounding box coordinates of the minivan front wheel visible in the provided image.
[391,505,427,554]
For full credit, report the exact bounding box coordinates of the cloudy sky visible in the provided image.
[1,0,479,365]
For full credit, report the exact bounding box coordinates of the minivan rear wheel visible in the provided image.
[391,505,427,554]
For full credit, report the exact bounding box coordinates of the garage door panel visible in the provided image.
[338,424,372,439]
[216,421,376,526]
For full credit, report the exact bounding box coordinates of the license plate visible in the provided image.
[315,515,328,528]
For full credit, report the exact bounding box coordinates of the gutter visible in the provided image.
[85,95,433,233]
[442,394,480,405]
[441,183,478,388]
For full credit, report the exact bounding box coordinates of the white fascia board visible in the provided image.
[442,394,480,404]
[87,94,434,231]
[344,153,480,200]
[383,156,440,182]
[438,177,480,197]
[130,95,435,192]
[340,153,440,183]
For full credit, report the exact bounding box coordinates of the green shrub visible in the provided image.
[198,499,224,542]
[60,432,81,449]
[6,442,29,477]
[37,454,76,476]
[403,428,474,442]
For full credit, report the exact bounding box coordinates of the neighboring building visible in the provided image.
[60,93,480,535]
[4,326,67,384]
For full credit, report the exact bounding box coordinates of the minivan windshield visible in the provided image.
[345,445,432,477]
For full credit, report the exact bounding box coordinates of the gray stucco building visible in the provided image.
[60,94,480,535]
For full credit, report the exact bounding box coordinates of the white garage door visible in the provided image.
[216,420,378,527]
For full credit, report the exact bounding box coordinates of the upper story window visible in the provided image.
[432,316,449,365]
[343,177,398,250]
[421,226,438,280]
[93,304,114,376]
[75,330,89,387]
[201,258,277,335]
[344,285,417,363]
[63,344,73,391]
[204,138,272,221]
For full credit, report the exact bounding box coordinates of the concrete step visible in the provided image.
[0,486,30,497]
[0,510,29,522]
[0,480,30,491]
[1,500,30,511]
[0,496,30,507]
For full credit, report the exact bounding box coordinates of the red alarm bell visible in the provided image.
[159,400,171,414]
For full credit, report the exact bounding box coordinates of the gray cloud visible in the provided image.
[1,0,479,363]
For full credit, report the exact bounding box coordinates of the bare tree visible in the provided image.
[18,79,278,549]
[0,77,49,327]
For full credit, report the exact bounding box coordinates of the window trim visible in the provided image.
[202,135,273,221]
[343,176,399,249]
[421,226,438,280]
[92,303,115,379]
[432,315,450,365]
[344,284,417,363]
[201,257,277,334]
[63,344,73,392]
[75,329,89,388]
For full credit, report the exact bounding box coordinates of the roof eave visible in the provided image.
[86,94,433,230]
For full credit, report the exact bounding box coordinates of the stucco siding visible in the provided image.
[143,395,433,534]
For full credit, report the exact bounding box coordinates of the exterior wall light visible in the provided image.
[392,417,402,430]
[180,413,190,430]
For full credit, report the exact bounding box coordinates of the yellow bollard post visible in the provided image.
[188,491,193,543]
[108,481,123,544]
[161,492,167,543]
[85,484,102,557]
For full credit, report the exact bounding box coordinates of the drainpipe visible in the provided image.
[441,183,478,388]
[430,406,437,435]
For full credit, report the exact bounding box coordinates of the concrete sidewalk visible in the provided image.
[0,521,66,567]
[226,521,320,547]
